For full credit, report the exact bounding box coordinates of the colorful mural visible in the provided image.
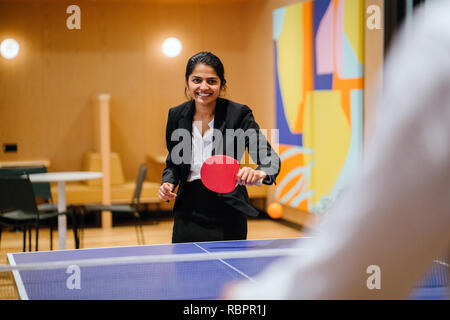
[273,0,364,213]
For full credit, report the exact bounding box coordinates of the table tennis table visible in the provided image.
[7,238,449,300]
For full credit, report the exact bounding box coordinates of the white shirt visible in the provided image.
[187,119,214,182]
[229,0,450,299]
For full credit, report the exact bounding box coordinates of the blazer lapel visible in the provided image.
[178,100,195,182]
[178,100,195,131]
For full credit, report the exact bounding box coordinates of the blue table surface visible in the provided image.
[7,238,449,300]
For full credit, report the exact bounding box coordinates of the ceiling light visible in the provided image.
[162,37,182,58]
[0,38,20,59]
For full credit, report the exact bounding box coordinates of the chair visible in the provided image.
[82,163,149,246]
[0,174,79,251]
[0,166,61,249]
[0,166,57,211]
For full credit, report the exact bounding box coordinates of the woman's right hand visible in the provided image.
[158,182,176,201]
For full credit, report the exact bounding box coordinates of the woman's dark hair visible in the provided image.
[185,51,227,97]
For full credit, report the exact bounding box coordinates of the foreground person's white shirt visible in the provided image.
[228,0,450,299]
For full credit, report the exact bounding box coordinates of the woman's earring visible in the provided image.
[185,88,191,100]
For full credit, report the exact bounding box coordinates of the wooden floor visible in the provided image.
[0,217,303,300]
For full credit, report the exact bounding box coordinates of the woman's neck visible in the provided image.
[194,101,216,119]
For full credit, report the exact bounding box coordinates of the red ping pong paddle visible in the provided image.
[200,155,262,193]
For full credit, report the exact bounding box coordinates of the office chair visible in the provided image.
[0,174,78,251]
[0,166,57,210]
[0,166,61,249]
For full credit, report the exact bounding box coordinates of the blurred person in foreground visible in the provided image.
[226,0,450,299]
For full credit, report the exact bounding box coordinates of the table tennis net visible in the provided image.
[2,247,307,272]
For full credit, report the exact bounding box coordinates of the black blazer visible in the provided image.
[162,98,281,217]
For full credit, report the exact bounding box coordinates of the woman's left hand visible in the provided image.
[236,167,267,186]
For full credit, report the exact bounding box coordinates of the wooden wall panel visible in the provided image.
[0,0,384,227]
[0,0,251,180]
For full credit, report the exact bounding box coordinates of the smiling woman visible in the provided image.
[183,52,227,103]
[158,51,281,244]
[186,64,222,119]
